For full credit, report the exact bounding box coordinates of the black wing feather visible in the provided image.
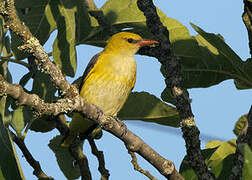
[79,53,100,92]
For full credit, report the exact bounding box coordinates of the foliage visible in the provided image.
[0,0,251,179]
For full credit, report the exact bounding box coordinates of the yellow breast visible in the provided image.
[80,52,136,116]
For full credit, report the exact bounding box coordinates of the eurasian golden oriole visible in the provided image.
[62,32,158,146]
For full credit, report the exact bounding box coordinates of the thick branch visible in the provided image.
[0,75,101,119]
[10,131,51,179]
[0,74,179,178]
[137,0,215,179]
[102,117,182,179]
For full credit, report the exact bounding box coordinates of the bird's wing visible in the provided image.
[79,53,100,92]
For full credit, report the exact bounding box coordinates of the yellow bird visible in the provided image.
[62,32,158,146]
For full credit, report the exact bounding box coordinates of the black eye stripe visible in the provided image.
[124,38,139,44]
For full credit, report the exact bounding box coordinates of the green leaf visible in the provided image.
[10,106,31,137]
[211,154,234,180]
[14,0,91,77]
[81,0,184,46]
[233,114,247,137]
[162,23,252,103]
[0,96,12,125]
[206,139,236,169]
[48,136,81,180]
[13,0,56,59]
[118,92,180,127]
[28,71,57,133]
[234,58,252,89]
[179,147,217,180]
[190,24,252,89]
[0,117,25,180]
[29,115,56,133]
[241,144,252,179]
[31,71,57,102]
[0,17,4,54]
[0,60,13,126]
[51,0,78,77]
[0,31,24,179]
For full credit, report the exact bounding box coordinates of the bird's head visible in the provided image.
[104,32,159,56]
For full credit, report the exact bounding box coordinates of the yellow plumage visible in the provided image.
[61,32,158,146]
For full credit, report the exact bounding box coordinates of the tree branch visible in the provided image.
[128,150,157,180]
[0,0,182,179]
[69,142,92,180]
[0,56,29,68]
[136,0,215,179]
[88,138,110,180]
[0,0,73,95]
[243,0,252,57]
[229,105,252,179]
[84,0,117,34]
[10,131,52,179]
[247,106,252,147]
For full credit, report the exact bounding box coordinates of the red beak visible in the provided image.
[137,39,159,47]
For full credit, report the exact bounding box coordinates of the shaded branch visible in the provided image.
[0,0,182,179]
[229,105,252,179]
[69,142,92,180]
[128,150,157,180]
[0,56,29,68]
[55,114,69,137]
[10,131,52,179]
[84,0,117,34]
[88,138,110,180]
[136,0,215,179]
[54,115,93,180]
[243,0,252,57]
[247,105,252,147]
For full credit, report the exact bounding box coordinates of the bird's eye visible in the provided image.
[127,38,134,43]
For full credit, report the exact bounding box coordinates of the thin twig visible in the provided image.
[10,131,52,179]
[128,150,157,180]
[0,56,29,68]
[54,114,93,179]
[88,138,110,180]
[136,0,215,179]
[55,114,69,136]
[69,142,92,180]
[84,0,117,34]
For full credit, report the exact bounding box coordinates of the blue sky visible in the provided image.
[10,0,252,180]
